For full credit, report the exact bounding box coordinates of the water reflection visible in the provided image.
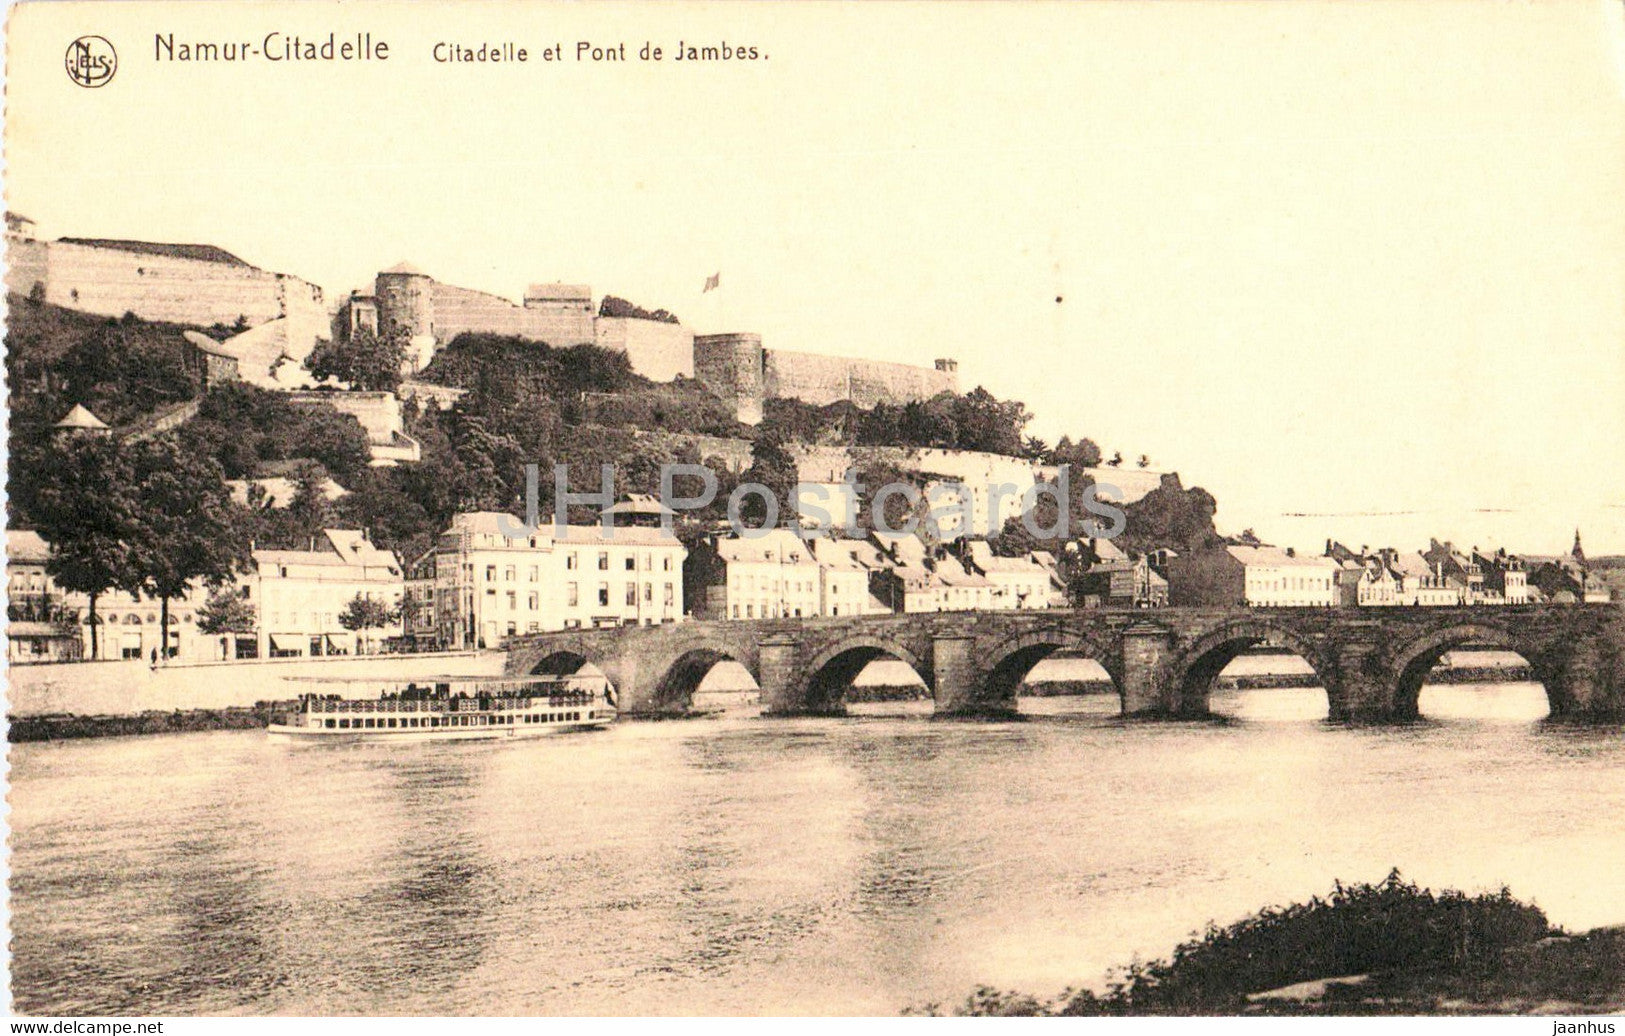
[11,699,1625,1016]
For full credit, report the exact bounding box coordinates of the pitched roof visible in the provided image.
[714,528,816,564]
[1226,545,1338,568]
[6,529,52,564]
[54,404,109,429]
[380,261,427,276]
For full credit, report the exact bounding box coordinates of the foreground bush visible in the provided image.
[922,871,1554,1016]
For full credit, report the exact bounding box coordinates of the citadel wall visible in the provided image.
[764,348,959,409]
[594,316,695,381]
[6,238,325,337]
[428,281,596,346]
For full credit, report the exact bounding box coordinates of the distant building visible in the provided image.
[1076,555,1168,609]
[1389,552,1461,606]
[1474,548,1529,605]
[286,391,420,466]
[685,528,822,620]
[808,537,888,617]
[1423,540,1485,604]
[965,541,1058,610]
[1166,545,1338,607]
[244,530,404,658]
[6,529,217,662]
[432,512,686,648]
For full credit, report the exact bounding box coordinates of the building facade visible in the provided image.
[245,530,405,658]
[432,512,687,649]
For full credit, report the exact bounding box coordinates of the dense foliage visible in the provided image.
[918,871,1554,1016]
[597,295,680,324]
[5,297,197,430]
[307,328,410,392]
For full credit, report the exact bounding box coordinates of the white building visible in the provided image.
[431,512,686,648]
[808,537,885,617]
[965,541,1054,610]
[246,530,404,657]
[685,528,822,620]
[1234,547,1339,607]
[1390,553,1463,606]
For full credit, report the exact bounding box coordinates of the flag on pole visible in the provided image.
[702,271,721,293]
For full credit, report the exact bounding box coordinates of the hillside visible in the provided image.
[6,310,1218,563]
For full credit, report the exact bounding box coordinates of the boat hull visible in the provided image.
[267,717,613,742]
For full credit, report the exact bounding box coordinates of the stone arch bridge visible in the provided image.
[505,606,1625,723]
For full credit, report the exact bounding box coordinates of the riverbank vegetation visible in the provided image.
[9,704,277,742]
[913,872,1624,1016]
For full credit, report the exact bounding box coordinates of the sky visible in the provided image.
[7,0,1625,554]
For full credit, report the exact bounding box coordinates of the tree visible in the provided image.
[126,436,247,661]
[339,593,399,654]
[1108,451,1124,467]
[28,435,141,659]
[1137,454,1150,469]
[1047,435,1103,470]
[197,587,257,659]
[307,328,411,392]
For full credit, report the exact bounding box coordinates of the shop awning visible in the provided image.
[268,634,297,652]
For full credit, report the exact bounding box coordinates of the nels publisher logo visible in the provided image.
[65,35,117,88]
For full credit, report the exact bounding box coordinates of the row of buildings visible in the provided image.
[1072,535,1613,609]
[7,511,1613,664]
[4,499,1068,663]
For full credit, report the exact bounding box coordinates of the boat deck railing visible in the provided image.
[303,692,599,714]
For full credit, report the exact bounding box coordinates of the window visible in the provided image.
[663,557,672,571]
[625,557,636,571]
[598,583,610,606]
[567,582,579,606]
[506,591,517,610]
[644,583,653,603]
[528,566,539,582]
[504,566,516,582]
[598,552,610,570]
[625,584,637,606]
[527,592,539,610]
[567,553,578,570]
[486,565,496,581]
[664,584,674,605]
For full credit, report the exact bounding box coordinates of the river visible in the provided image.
[10,684,1625,1016]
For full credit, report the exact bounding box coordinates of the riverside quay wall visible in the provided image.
[7,651,506,718]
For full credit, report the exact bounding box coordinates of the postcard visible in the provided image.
[5,0,1624,1022]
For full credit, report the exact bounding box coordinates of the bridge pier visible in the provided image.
[1324,640,1392,723]
[1120,622,1178,716]
[758,635,835,716]
[931,634,1015,718]
[1544,636,1622,721]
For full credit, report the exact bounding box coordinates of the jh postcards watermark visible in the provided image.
[494,462,1128,542]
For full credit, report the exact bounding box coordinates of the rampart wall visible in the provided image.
[427,282,596,346]
[595,316,695,380]
[5,238,325,335]
[764,348,959,409]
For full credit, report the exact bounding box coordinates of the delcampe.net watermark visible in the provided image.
[495,463,1127,542]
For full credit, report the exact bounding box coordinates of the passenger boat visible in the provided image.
[267,674,616,741]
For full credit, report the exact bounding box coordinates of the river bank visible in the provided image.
[920,874,1625,1016]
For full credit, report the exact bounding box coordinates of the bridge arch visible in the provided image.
[800,635,928,714]
[1171,618,1335,717]
[529,649,598,677]
[1386,622,1553,720]
[981,627,1123,709]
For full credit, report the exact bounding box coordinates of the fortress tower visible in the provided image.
[693,333,767,425]
[374,262,437,369]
